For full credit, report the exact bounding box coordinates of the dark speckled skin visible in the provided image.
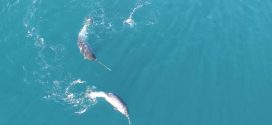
[77,37,96,61]
[77,18,97,61]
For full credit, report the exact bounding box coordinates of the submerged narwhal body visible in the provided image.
[77,18,111,71]
[87,91,131,125]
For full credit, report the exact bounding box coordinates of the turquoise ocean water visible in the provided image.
[1,0,272,125]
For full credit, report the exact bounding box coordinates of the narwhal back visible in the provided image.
[77,38,96,61]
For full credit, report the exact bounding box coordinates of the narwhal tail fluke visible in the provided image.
[95,60,112,71]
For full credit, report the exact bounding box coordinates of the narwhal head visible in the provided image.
[85,18,93,26]
[84,51,96,61]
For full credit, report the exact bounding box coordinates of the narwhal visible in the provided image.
[78,18,112,71]
[87,91,131,125]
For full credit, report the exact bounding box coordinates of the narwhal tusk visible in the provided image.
[95,60,112,71]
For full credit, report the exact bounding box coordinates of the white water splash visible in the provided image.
[124,0,151,27]
[63,79,95,114]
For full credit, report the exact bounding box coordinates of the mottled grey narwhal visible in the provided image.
[77,18,111,71]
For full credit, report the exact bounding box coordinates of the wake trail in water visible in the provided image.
[23,0,94,114]
[23,0,130,124]
[124,0,151,27]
